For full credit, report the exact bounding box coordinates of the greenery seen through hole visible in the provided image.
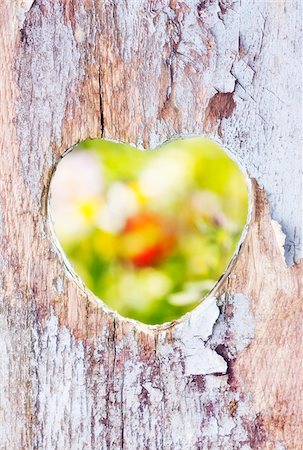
[50,138,248,325]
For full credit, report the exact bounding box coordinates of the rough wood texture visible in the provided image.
[0,1,302,449]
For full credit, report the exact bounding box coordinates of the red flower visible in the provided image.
[121,212,177,267]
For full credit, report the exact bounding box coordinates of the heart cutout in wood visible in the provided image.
[49,137,248,324]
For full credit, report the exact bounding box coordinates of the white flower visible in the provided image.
[50,150,103,239]
[97,182,138,233]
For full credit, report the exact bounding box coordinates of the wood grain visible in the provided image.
[0,1,302,449]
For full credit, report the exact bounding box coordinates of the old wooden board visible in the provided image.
[0,1,302,449]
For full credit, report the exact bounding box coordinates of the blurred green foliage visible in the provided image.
[51,138,248,324]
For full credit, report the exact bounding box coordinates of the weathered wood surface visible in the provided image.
[0,1,302,449]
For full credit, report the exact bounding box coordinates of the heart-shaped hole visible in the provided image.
[49,138,248,324]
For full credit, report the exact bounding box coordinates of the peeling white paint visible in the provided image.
[14,300,262,449]
[53,276,64,294]
[31,312,108,449]
[182,295,222,341]
[209,1,239,93]
[174,297,228,375]
[210,293,255,359]
[16,0,35,26]
[142,383,163,403]
[17,2,82,205]
[229,294,255,354]
[0,202,2,237]
[0,302,34,449]
[40,217,48,239]
[271,219,286,260]
[103,0,302,265]
[275,442,287,450]
[2,0,300,448]
[183,345,227,376]
[0,316,10,446]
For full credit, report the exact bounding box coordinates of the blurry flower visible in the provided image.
[168,279,216,306]
[191,190,221,217]
[120,212,177,267]
[138,150,192,202]
[97,182,138,233]
[52,151,103,204]
[168,291,201,306]
[119,269,172,309]
[50,151,103,239]
[49,137,248,324]
[190,190,230,228]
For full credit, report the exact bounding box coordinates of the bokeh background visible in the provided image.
[50,138,248,324]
